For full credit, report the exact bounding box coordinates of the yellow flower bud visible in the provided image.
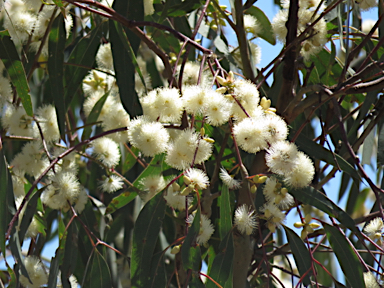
[216,76,227,86]
[305,214,312,224]
[309,223,321,229]
[203,137,215,143]
[280,187,288,195]
[171,245,181,254]
[250,185,257,194]
[183,175,191,186]
[172,182,180,191]
[294,222,305,228]
[216,87,227,94]
[257,176,267,184]
[180,186,193,196]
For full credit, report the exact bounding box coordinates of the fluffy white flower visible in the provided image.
[164,184,191,211]
[99,175,124,193]
[100,101,130,144]
[187,213,215,245]
[244,14,261,36]
[91,137,121,167]
[144,0,155,15]
[128,117,169,156]
[231,80,260,119]
[260,202,286,233]
[264,114,288,144]
[0,76,13,105]
[2,106,37,137]
[272,6,327,60]
[96,42,114,70]
[234,205,258,235]
[266,141,299,175]
[219,167,241,189]
[42,171,81,210]
[263,177,294,210]
[184,168,209,190]
[356,0,377,10]
[19,256,48,288]
[363,271,380,288]
[32,5,56,39]
[249,42,262,66]
[284,152,315,188]
[364,218,384,243]
[182,85,207,115]
[139,175,166,202]
[11,141,49,178]
[36,105,60,142]
[166,129,212,170]
[233,116,269,153]
[25,215,41,238]
[178,62,211,87]
[140,87,183,123]
[74,188,88,214]
[204,91,232,126]
[82,70,115,97]
[4,10,36,44]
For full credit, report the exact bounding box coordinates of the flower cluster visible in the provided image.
[272,0,328,60]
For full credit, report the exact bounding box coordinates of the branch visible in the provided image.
[277,0,299,115]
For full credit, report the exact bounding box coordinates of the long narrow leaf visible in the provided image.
[131,192,166,288]
[284,226,312,286]
[48,13,66,139]
[0,31,32,116]
[323,224,364,288]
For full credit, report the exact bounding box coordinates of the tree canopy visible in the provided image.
[0,0,384,287]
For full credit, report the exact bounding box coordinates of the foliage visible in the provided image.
[0,0,383,287]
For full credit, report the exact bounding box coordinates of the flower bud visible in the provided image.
[250,185,257,194]
[171,245,181,254]
[183,175,191,186]
[216,87,227,94]
[309,223,321,229]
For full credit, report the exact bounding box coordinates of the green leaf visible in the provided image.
[121,146,139,174]
[181,208,202,271]
[218,186,232,240]
[89,250,112,288]
[323,224,364,288]
[283,226,312,286]
[378,124,384,167]
[245,6,276,45]
[47,248,61,288]
[149,251,167,288]
[81,91,110,141]
[109,20,142,117]
[9,226,29,284]
[0,31,33,116]
[166,0,203,16]
[106,153,166,214]
[214,36,230,55]
[113,22,147,94]
[289,186,358,233]
[64,24,102,109]
[0,151,12,259]
[206,232,234,288]
[48,13,66,139]
[61,222,79,285]
[293,131,361,182]
[18,187,45,241]
[131,192,166,288]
